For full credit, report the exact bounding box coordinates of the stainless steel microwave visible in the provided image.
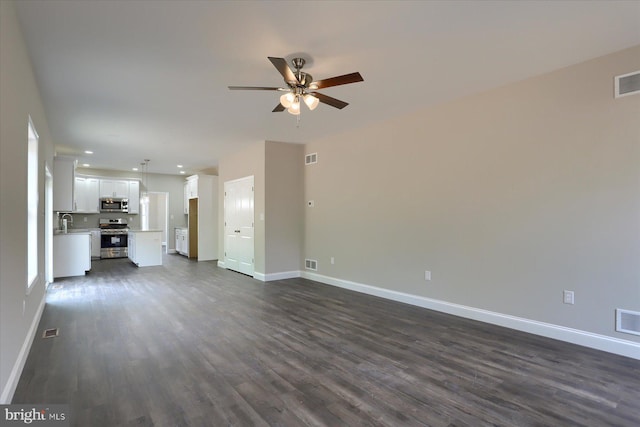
[100,197,128,213]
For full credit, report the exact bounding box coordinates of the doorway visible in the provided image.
[44,165,53,285]
[142,192,169,252]
[224,176,254,276]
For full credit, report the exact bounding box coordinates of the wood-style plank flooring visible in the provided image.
[13,254,640,426]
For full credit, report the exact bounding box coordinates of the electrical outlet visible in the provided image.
[563,290,575,305]
[330,257,335,265]
[425,270,431,281]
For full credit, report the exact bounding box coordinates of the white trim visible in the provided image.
[217,260,226,268]
[616,309,640,337]
[301,272,640,360]
[167,249,177,254]
[254,270,301,282]
[0,293,46,403]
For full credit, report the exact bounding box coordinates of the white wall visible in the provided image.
[0,0,56,402]
[304,46,640,356]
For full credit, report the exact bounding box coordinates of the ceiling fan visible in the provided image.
[228,57,363,115]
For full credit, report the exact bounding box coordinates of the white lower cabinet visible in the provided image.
[128,230,162,267]
[53,233,91,278]
[175,228,188,256]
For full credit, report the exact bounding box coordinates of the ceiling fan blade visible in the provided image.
[312,92,349,109]
[228,86,281,91]
[268,57,298,84]
[272,103,286,112]
[312,72,363,89]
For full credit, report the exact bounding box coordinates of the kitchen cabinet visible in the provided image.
[100,179,129,198]
[53,232,91,278]
[184,177,198,214]
[183,182,189,214]
[186,176,198,199]
[53,157,76,212]
[175,227,188,256]
[128,180,140,214]
[74,177,100,213]
[128,230,162,267]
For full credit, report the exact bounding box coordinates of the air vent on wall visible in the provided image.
[616,309,640,336]
[305,259,318,271]
[305,153,318,165]
[614,71,640,98]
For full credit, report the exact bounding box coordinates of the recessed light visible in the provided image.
[84,150,93,154]
[132,167,139,171]
[82,163,90,167]
[177,164,183,168]
[179,171,185,174]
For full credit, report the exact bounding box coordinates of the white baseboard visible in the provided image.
[301,271,640,360]
[254,270,301,282]
[0,292,46,404]
[217,260,225,269]
[167,249,177,254]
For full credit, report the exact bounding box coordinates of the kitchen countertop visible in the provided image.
[128,229,163,233]
[54,229,92,235]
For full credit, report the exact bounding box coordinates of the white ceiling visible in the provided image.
[14,0,640,175]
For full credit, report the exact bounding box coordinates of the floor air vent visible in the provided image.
[615,71,640,98]
[305,153,317,165]
[42,328,59,339]
[305,259,318,271]
[616,309,640,336]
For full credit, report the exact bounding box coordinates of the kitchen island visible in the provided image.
[127,230,163,267]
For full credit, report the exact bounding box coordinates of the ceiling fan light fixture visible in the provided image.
[287,96,301,115]
[280,92,295,108]
[303,94,319,111]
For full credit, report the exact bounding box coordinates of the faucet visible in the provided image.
[60,213,73,231]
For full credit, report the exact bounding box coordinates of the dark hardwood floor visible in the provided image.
[12,254,640,426]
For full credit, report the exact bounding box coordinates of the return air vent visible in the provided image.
[616,309,640,336]
[42,328,59,339]
[614,71,640,98]
[305,259,318,271]
[305,153,318,165]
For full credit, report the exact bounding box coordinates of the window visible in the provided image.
[27,118,39,289]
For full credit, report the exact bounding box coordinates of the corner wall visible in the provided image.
[264,141,304,277]
[304,46,640,352]
[218,141,304,279]
[218,141,266,274]
[0,0,56,402]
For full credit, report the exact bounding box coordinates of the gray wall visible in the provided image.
[0,0,55,402]
[265,141,304,275]
[74,167,187,250]
[304,45,640,342]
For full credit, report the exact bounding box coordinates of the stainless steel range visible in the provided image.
[99,218,129,259]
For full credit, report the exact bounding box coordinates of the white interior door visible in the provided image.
[224,176,254,276]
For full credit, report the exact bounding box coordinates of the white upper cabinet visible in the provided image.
[100,179,129,198]
[184,176,199,214]
[53,157,76,212]
[74,177,99,213]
